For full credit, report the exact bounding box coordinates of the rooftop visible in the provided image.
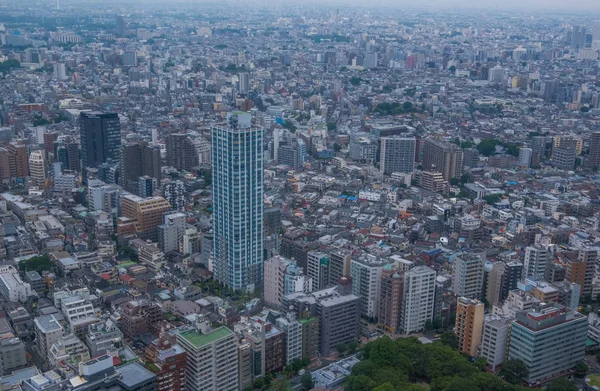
[178,326,232,348]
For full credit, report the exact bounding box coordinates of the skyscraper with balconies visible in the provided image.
[212,112,263,290]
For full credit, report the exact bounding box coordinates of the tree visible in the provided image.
[498,359,529,384]
[350,76,362,86]
[473,357,487,371]
[300,372,313,390]
[439,331,458,349]
[268,377,291,391]
[372,383,395,391]
[253,377,265,389]
[18,255,55,275]
[483,194,502,205]
[546,378,578,391]
[337,343,347,355]
[574,360,588,375]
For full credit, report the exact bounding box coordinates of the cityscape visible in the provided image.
[1,1,600,391]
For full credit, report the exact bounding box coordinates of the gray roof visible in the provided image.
[116,362,155,388]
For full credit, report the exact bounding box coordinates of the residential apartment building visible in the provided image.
[212,113,263,290]
[455,297,484,357]
[422,138,463,181]
[452,254,484,299]
[177,323,238,391]
[282,280,360,356]
[479,315,513,371]
[379,136,416,175]
[400,266,436,335]
[350,254,387,320]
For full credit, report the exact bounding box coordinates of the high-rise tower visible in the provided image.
[212,112,263,290]
[79,112,121,182]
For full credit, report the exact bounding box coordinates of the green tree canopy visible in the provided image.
[546,377,578,391]
[498,359,529,385]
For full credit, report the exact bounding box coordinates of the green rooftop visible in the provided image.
[179,327,232,348]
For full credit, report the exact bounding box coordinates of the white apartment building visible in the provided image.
[400,266,436,335]
[0,265,32,302]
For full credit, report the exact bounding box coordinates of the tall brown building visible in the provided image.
[455,297,484,357]
[119,299,163,339]
[120,142,161,193]
[43,132,58,160]
[264,324,285,374]
[145,337,187,391]
[0,141,29,184]
[422,139,463,181]
[378,266,404,333]
[119,194,172,241]
[166,133,198,171]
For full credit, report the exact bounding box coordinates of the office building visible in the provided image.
[508,302,587,386]
[166,133,199,171]
[282,280,360,356]
[378,265,404,333]
[43,132,59,159]
[120,142,161,194]
[479,315,513,371]
[455,297,484,357]
[400,266,436,335]
[277,139,306,168]
[350,255,386,320]
[177,323,238,391]
[212,112,263,290]
[138,175,157,197]
[571,26,587,50]
[328,249,352,285]
[452,254,484,299]
[422,139,463,181]
[116,15,126,36]
[590,132,600,171]
[552,146,576,171]
[53,63,67,80]
[119,194,172,241]
[518,147,532,168]
[80,111,121,181]
[238,72,250,94]
[523,245,551,280]
[122,50,137,67]
[307,251,331,291]
[379,136,416,175]
[486,261,523,306]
